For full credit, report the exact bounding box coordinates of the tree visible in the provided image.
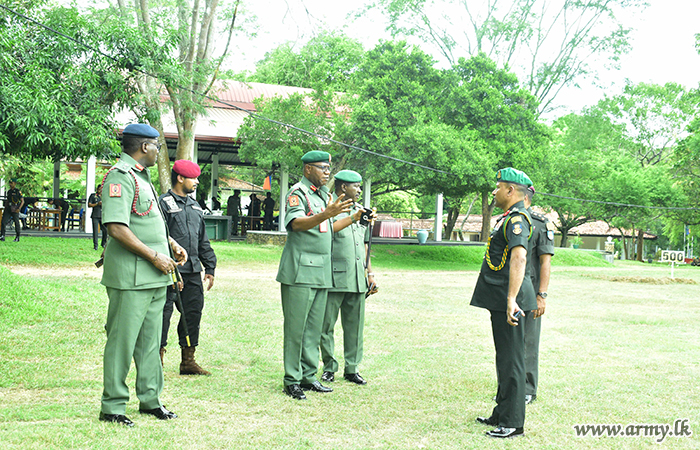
[371,0,644,114]
[249,31,365,92]
[236,89,347,178]
[0,5,128,161]
[593,82,699,259]
[92,0,243,191]
[439,53,548,240]
[596,82,700,167]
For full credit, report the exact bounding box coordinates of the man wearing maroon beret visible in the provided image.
[158,159,217,375]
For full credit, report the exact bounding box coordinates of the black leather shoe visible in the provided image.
[300,380,333,393]
[525,394,536,405]
[99,412,134,427]
[0,236,5,241]
[344,373,367,385]
[486,427,524,438]
[321,371,335,382]
[13,236,19,242]
[284,384,307,400]
[139,405,177,420]
[476,416,498,426]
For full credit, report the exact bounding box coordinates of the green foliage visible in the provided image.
[373,0,644,113]
[249,31,365,92]
[0,6,127,161]
[372,190,420,217]
[237,91,347,177]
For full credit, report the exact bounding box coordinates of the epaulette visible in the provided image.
[531,211,547,221]
[111,160,131,173]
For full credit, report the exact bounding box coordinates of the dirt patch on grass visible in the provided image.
[583,274,696,284]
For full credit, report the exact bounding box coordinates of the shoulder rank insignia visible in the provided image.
[512,223,522,235]
[511,216,522,223]
[163,196,180,212]
[109,183,122,197]
[288,195,300,207]
[134,163,145,172]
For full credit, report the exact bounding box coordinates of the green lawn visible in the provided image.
[0,238,698,449]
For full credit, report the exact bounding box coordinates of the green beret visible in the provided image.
[496,167,532,187]
[301,150,331,164]
[335,170,362,183]
[10,178,18,183]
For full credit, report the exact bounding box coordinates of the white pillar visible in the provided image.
[211,153,219,209]
[85,156,96,233]
[434,193,444,242]
[363,177,372,208]
[53,161,61,198]
[278,167,289,231]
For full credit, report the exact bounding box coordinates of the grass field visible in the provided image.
[1,238,699,449]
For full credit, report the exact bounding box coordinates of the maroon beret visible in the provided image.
[172,160,201,178]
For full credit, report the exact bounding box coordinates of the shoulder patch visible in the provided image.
[109,183,122,197]
[546,222,557,232]
[511,216,522,223]
[512,223,522,235]
[547,230,555,241]
[288,195,300,207]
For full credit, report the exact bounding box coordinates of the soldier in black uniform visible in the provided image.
[522,186,554,405]
[159,160,217,376]
[1,178,23,242]
[89,185,107,250]
[47,197,70,232]
[472,168,535,439]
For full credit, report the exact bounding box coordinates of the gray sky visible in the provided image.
[233,0,700,116]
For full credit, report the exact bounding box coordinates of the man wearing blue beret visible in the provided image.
[471,167,536,438]
[99,123,188,426]
[320,169,378,386]
[276,150,355,400]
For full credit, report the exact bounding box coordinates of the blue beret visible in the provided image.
[301,150,331,164]
[335,170,362,183]
[496,167,532,187]
[123,123,160,139]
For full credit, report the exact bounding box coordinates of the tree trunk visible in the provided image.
[480,191,494,242]
[444,199,462,241]
[636,228,645,262]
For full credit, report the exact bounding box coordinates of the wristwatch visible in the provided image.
[537,292,548,299]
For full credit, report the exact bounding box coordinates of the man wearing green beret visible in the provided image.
[471,167,536,438]
[276,150,355,400]
[320,170,378,386]
[99,123,188,426]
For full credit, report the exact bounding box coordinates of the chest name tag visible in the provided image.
[109,184,122,197]
[319,220,328,233]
